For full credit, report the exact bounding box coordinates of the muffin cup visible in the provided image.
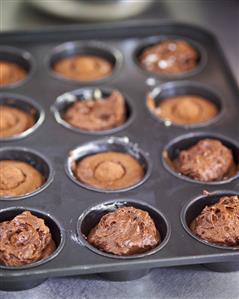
[0,206,65,290]
[134,36,207,80]
[0,93,45,141]
[51,87,134,135]
[0,147,54,200]
[147,81,223,128]
[65,137,152,193]
[162,132,239,185]
[48,41,123,84]
[0,46,35,89]
[181,190,239,272]
[77,199,170,280]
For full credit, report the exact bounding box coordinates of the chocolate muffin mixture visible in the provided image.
[172,139,236,182]
[147,95,218,125]
[73,152,144,190]
[0,211,56,267]
[190,195,239,247]
[0,160,44,197]
[53,55,113,81]
[139,40,199,75]
[87,206,160,256]
[64,90,126,131]
[0,105,35,138]
[0,61,27,87]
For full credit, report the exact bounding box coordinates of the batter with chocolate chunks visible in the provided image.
[0,160,44,197]
[139,40,199,75]
[73,152,144,190]
[173,139,236,182]
[0,61,27,87]
[53,55,113,81]
[0,105,35,138]
[190,195,239,247]
[64,90,126,131]
[87,206,160,256]
[0,211,56,267]
[147,95,218,125]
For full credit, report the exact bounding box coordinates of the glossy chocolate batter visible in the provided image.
[0,105,35,138]
[53,55,113,81]
[0,61,27,87]
[191,196,239,247]
[0,160,44,197]
[64,90,126,131]
[0,211,56,267]
[173,139,236,182]
[73,152,144,190]
[139,40,199,75]
[147,95,218,125]
[87,206,160,256]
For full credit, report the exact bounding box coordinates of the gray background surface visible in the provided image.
[0,1,238,298]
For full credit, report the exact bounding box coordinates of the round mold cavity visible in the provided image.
[0,147,54,200]
[146,81,223,128]
[0,93,45,141]
[134,36,207,80]
[77,199,170,259]
[0,206,65,270]
[51,87,134,135]
[48,41,123,84]
[0,46,35,88]
[181,190,239,250]
[65,137,152,193]
[162,132,239,185]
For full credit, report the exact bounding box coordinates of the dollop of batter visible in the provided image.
[0,61,27,87]
[191,196,239,247]
[73,152,144,190]
[147,95,218,125]
[173,139,237,182]
[139,40,199,75]
[87,206,160,256]
[0,105,35,138]
[0,211,56,267]
[53,55,113,81]
[64,90,126,131]
[0,160,44,197]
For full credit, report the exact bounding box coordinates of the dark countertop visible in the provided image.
[0,1,239,298]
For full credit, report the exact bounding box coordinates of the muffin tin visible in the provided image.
[0,21,239,291]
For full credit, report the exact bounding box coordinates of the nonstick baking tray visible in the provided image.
[0,20,239,291]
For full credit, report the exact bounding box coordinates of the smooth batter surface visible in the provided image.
[0,61,27,86]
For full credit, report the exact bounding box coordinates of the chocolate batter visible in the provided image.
[190,195,239,247]
[139,40,199,75]
[64,90,126,131]
[73,152,144,190]
[0,211,56,267]
[0,105,35,138]
[147,95,218,125]
[53,55,113,81]
[0,61,27,87]
[87,206,160,256]
[173,139,236,182]
[0,160,44,197]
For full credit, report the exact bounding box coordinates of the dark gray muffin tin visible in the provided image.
[0,21,238,291]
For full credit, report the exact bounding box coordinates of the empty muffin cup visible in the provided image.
[48,41,122,83]
[181,191,239,272]
[52,87,133,135]
[0,206,65,290]
[0,46,34,88]
[0,93,44,141]
[147,81,223,128]
[65,137,151,192]
[135,37,207,79]
[0,147,54,200]
[162,132,239,185]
